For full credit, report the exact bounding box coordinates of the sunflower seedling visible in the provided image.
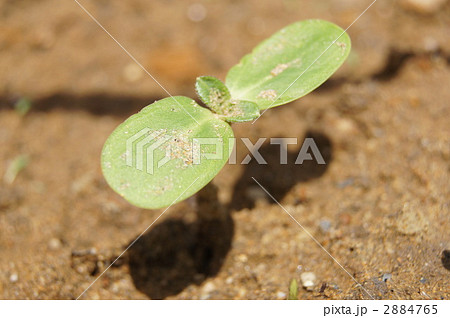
[101,20,351,209]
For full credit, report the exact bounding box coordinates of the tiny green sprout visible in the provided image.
[101,19,351,209]
[4,155,29,184]
[14,97,32,116]
[288,278,299,300]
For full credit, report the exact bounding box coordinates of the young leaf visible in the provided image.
[226,19,351,110]
[195,76,231,113]
[195,76,260,123]
[101,96,234,209]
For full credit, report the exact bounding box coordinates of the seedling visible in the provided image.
[4,155,29,184]
[288,278,299,300]
[14,97,32,116]
[101,20,351,209]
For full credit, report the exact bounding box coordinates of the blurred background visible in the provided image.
[0,0,449,299]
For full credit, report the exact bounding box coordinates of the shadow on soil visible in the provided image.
[127,182,234,299]
[0,93,164,117]
[229,130,333,211]
[127,215,233,299]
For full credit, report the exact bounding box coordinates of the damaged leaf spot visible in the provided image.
[257,89,278,101]
[271,63,289,76]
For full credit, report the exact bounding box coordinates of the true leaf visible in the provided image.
[195,76,231,113]
[195,76,260,122]
[226,19,351,110]
[101,96,234,209]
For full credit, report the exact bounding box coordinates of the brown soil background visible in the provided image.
[0,0,449,299]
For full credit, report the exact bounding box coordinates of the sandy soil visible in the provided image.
[0,0,449,299]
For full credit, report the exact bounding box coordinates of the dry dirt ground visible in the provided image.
[0,0,449,299]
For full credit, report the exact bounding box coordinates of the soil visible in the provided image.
[0,0,449,299]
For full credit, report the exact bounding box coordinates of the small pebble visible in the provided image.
[333,118,358,136]
[382,273,392,282]
[76,265,87,274]
[319,219,332,233]
[236,254,248,263]
[237,288,247,298]
[225,277,234,284]
[276,291,287,299]
[48,238,62,250]
[9,273,19,283]
[420,277,427,284]
[300,272,317,290]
